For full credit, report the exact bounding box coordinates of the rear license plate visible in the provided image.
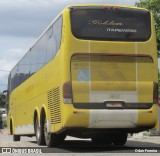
[106,102,123,108]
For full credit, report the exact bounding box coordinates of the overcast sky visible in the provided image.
[0,0,138,92]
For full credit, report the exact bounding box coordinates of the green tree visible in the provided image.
[136,0,160,47]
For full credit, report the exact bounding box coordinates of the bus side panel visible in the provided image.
[8,53,63,135]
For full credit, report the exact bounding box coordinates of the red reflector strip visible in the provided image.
[63,81,72,99]
[153,82,158,104]
[114,6,119,10]
[104,6,109,10]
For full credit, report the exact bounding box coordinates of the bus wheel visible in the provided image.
[112,133,127,146]
[44,117,65,147]
[44,117,57,147]
[13,135,20,141]
[10,119,20,141]
[35,116,45,145]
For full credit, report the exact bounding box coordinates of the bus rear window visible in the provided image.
[70,7,151,41]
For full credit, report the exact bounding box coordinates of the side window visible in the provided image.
[18,59,24,85]
[10,70,14,92]
[37,34,47,70]
[24,53,30,79]
[46,26,54,62]
[10,49,31,92]
[8,74,11,93]
[10,16,62,92]
[18,55,30,85]
[53,16,62,55]
[46,16,62,63]
[30,45,38,75]
[11,65,19,91]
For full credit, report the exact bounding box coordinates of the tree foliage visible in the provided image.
[136,0,160,46]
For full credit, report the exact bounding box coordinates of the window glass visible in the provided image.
[30,45,38,75]
[70,7,151,41]
[18,55,30,85]
[24,53,30,78]
[46,26,54,62]
[47,16,62,62]
[11,65,19,91]
[53,16,62,52]
[37,34,47,69]
[10,15,62,92]
[18,59,25,84]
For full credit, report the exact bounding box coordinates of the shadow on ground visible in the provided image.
[29,139,160,153]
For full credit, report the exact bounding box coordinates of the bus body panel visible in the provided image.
[7,5,158,139]
[8,52,63,135]
[61,7,158,130]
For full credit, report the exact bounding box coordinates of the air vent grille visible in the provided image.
[47,87,61,124]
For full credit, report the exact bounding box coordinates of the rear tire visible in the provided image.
[44,116,65,147]
[10,119,21,141]
[112,133,127,146]
[45,133,59,147]
[35,116,45,145]
[13,135,20,141]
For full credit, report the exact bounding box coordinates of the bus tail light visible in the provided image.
[153,82,158,104]
[63,81,72,104]
[114,6,119,11]
[104,6,109,10]
[104,6,119,11]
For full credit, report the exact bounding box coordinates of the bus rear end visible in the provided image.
[62,5,158,145]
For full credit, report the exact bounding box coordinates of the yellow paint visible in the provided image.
[62,105,89,128]
[8,4,158,136]
[138,105,158,127]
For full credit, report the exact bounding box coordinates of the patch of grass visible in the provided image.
[3,120,7,128]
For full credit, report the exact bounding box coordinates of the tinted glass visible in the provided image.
[30,46,37,75]
[37,34,47,69]
[53,17,62,52]
[9,16,62,92]
[70,7,151,41]
[46,26,54,62]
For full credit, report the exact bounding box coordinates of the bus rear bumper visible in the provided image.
[88,109,137,128]
[88,107,157,129]
[62,104,157,130]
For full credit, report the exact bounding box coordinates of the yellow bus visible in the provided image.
[7,4,158,147]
